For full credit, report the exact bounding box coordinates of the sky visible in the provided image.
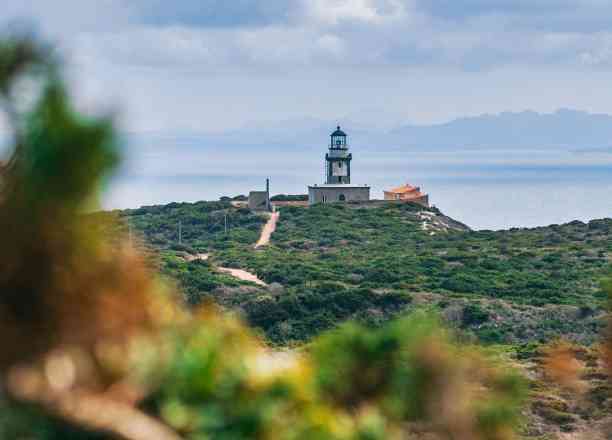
[3,0,612,133]
[2,1,612,229]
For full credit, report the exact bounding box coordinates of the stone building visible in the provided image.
[308,126,370,205]
[248,178,272,211]
[384,183,429,207]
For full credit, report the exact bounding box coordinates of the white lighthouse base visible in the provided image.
[308,184,371,205]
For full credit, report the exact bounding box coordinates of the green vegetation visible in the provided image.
[0,34,533,440]
[122,201,266,252]
[1,34,610,440]
[122,201,611,345]
[111,202,268,306]
[150,311,526,440]
[270,194,309,201]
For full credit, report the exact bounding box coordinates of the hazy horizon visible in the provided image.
[103,144,612,231]
[3,0,612,230]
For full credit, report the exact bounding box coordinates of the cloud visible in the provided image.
[579,33,612,66]
[416,0,612,30]
[70,26,351,71]
[4,0,612,72]
[2,0,134,35]
[3,0,612,134]
[73,28,222,68]
[238,28,348,65]
[133,0,296,28]
[302,0,410,25]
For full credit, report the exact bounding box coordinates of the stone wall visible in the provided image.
[248,191,269,211]
[308,186,370,205]
[271,201,309,208]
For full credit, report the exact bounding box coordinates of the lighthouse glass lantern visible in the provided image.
[331,126,347,148]
[326,126,352,184]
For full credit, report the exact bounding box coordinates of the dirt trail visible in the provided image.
[182,212,277,287]
[255,211,279,249]
[184,253,210,262]
[218,267,267,286]
[183,253,267,287]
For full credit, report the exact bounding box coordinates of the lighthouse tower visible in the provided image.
[308,126,370,205]
[326,126,352,184]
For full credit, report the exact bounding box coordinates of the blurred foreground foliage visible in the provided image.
[0,35,527,439]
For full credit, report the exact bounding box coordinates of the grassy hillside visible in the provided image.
[120,201,612,346]
[3,35,607,440]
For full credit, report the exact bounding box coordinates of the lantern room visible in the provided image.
[330,126,347,149]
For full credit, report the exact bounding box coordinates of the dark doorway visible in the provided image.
[339,194,346,202]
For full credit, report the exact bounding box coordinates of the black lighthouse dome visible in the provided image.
[330,125,347,148]
[331,126,346,137]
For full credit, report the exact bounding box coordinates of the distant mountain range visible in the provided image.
[126,109,612,153]
[388,109,612,150]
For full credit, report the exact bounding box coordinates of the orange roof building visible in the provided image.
[384,183,429,207]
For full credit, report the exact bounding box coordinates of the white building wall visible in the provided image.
[308,186,370,205]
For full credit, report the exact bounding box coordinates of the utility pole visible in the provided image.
[266,177,271,212]
[128,220,133,247]
[224,214,228,235]
[178,220,182,245]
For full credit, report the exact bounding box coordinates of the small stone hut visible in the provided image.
[248,178,272,211]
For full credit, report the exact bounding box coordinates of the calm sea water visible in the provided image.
[103,148,612,231]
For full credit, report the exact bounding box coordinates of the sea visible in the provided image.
[103,147,612,231]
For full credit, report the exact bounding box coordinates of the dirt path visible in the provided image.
[181,213,277,287]
[218,267,268,286]
[255,211,280,249]
[184,253,210,262]
[183,254,267,287]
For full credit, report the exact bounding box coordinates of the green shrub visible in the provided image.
[462,304,490,326]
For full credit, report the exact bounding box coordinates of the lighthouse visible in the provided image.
[326,126,351,184]
[308,126,370,205]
